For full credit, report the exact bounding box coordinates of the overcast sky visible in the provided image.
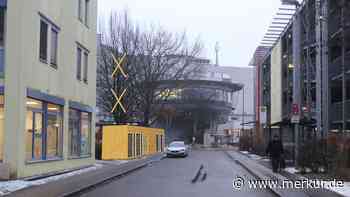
[98,0,285,67]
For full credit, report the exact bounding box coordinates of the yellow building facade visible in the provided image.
[0,0,97,178]
[102,125,165,160]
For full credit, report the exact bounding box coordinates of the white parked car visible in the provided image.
[166,141,189,157]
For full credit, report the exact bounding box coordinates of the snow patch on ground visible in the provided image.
[240,151,249,154]
[0,163,103,196]
[327,182,350,197]
[284,167,299,174]
[248,154,262,160]
[261,158,270,162]
[0,181,36,196]
[97,160,129,166]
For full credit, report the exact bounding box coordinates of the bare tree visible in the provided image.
[97,10,203,125]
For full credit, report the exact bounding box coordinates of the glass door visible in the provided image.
[26,111,43,161]
[33,112,43,160]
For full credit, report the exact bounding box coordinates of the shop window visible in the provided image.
[81,112,91,155]
[46,103,63,158]
[69,109,91,157]
[69,109,80,156]
[25,98,63,161]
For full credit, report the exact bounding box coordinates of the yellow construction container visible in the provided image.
[102,125,165,160]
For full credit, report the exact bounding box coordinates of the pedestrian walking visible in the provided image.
[266,135,284,173]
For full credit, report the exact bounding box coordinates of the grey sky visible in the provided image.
[98,0,284,67]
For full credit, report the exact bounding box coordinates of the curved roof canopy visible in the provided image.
[155,79,244,92]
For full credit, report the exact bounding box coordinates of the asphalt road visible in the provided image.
[79,150,277,197]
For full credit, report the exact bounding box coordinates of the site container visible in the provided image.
[102,125,165,160]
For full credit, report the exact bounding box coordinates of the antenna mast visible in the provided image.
[215,42,220,66]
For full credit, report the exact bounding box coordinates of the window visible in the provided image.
[46,103,63,158]
[83,52,88,83]
[141,134,144,155]
[39,15,60,68]
[0,9,5,76]
[136,134,141,157]
[143,136,147,155]
[39,20,48,61]
[25,98,63,161]
[156,135,159,152]
[128,133,133,157]
[0,9,4,47]
[81,112,91,155]
[78,0,90,26]
[69,108,92,157]
[76,47,82,80]
[50,29,58,66]
[85,0,90,26]
[77,45,89,82]
[69,109,80,156]
[78,0,83,21]
[133,134,136,157]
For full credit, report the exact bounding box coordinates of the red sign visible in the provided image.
[292,104,299,115]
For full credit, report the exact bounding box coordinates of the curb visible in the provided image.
[61,154,165,197]
[224,151,282,197]
[235,151,344,197]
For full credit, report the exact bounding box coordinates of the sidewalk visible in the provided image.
[226,151,345,197]
[3,153,164,197]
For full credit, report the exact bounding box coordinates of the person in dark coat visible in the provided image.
[266,135,284,173]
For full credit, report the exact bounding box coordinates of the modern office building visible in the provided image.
[0,0,97,178]
[252,0,350,164]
